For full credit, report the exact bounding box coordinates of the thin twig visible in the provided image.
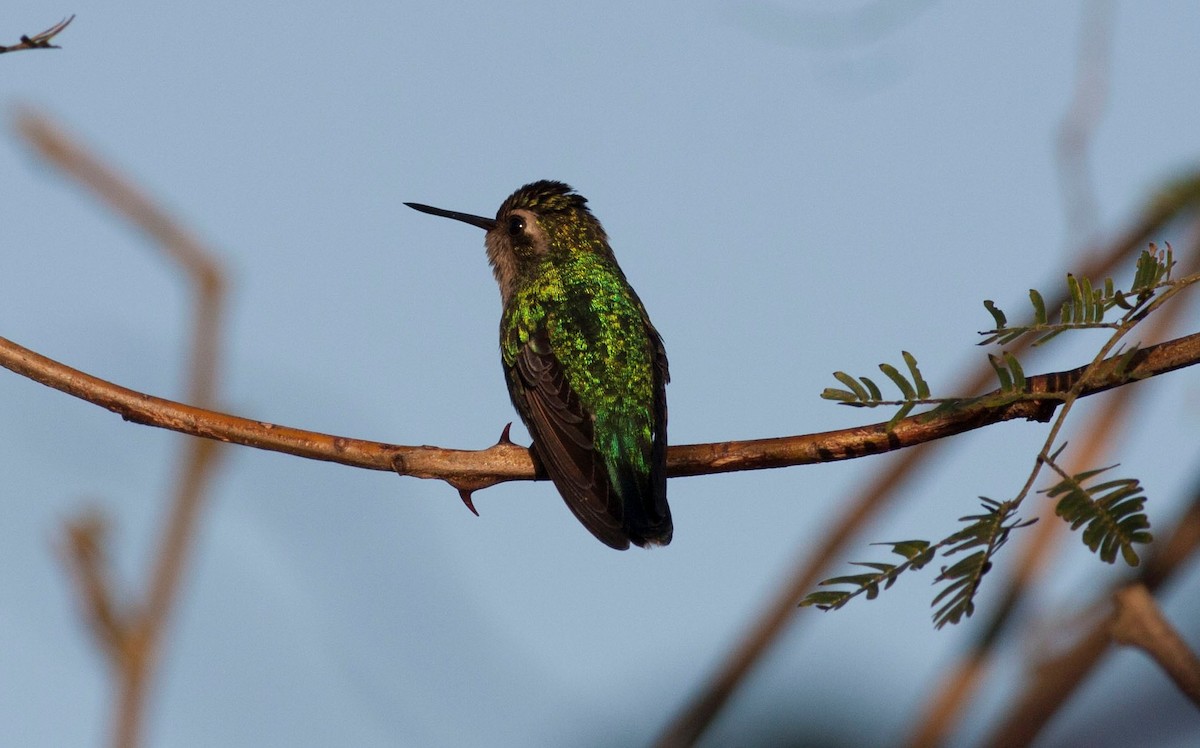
[60,511,125,658]
[0,15,74,54]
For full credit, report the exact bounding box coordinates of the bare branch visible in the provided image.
[2,329,1199,493]
[0,15,74,54]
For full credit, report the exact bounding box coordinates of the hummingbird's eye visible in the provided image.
[507,215,526,237]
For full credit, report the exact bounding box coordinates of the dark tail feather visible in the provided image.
[617,462,672,547]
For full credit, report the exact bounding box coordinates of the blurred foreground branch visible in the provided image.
[983,488,1200,746]
[654,171,1200,746]
[1110,583,1200,709]
[904,223,1200,747]
[23,111,227,748]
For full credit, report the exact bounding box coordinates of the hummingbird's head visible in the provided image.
[406,180,609,304]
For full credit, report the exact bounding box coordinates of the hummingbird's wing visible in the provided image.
[509,333,631,550]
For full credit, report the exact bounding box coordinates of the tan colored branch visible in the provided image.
[3,330,1199,493]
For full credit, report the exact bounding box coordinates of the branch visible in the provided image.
[3,330,1199,492]
[0,15,74,54]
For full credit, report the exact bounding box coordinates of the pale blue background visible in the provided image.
[2,2,1199,746]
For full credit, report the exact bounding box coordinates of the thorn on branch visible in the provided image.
[447,424,522,514]
[445,474,507,514]
[457,489,480,516]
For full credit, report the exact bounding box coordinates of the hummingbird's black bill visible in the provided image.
[405,202,497,231]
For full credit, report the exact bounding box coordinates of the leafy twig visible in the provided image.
[807,247,1194,625]
[801,500,1034,628]
[656,182,1200,748]
[1043,462,1152,565]
[979,245,1175,346]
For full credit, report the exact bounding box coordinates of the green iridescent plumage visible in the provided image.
[407,181,671,549]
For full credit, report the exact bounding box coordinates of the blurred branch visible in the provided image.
[904,223,1200,747]
[1110,583,1200,708]
[653,178,1200,747]
[905,381,1134,748]
[0,15,74,54]
[23,111,227,748]
[1056,0,1113,247]
[61,511,125,658]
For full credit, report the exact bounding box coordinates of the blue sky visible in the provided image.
[2,2,1199,746]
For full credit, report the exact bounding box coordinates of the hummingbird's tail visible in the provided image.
[617,455,672,548]
[623,346,671,547]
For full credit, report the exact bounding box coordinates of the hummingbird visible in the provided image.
[406,181,672,550]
